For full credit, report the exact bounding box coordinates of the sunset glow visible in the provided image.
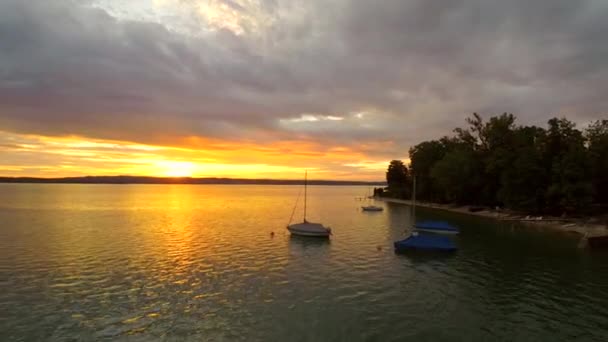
[0,131,393,180]
[1,0,605,181]
[157,161,196,177]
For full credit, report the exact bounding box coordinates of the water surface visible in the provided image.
[1,184,607,341]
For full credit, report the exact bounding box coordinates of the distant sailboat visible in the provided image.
[287,171,332,237]
[361,186,384,211]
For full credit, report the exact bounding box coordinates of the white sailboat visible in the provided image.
[361,186,383,211]
[287,171,332,237]
[361,204,383,211]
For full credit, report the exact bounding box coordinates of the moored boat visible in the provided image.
[414,220,459,235]
[361,187,384,211]
[361,205,383,211]
[394,175,458,253]
[394,232,457,253]
[287,221,331,237]
[287,171,331,238]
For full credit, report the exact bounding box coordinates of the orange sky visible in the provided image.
[0,131,395,180]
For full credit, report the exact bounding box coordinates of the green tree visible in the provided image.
[395,113,601,216]
[457,113,518,205]
[409,140,448,202]
[499,126,547,212]
[586,120,608,204]
[386,160,409,199]
[543,118,592,214]
[430,147,480,204]
[479,114,517,205]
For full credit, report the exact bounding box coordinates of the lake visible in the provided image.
[1,184,607,341]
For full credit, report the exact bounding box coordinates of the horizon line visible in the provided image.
[0,175,387,185]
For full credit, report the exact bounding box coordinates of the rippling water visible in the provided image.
[1,184,607,341]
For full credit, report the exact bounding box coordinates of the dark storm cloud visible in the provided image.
[1,0,607,152]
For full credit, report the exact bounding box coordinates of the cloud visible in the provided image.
[1,0,607,162]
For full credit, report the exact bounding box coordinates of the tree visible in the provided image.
[586,120,608,204]
[409,140,448,202]
[430,147,480,204]
[452,113,517,205]
[499,126,547,212]
[389,113,601,216]
[386,160,408,185]
[481,114,517,205]
[542,118,592,214]
[386,160,409,199]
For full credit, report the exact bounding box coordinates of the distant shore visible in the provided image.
[0,176,386,186]
[378,197,608,238]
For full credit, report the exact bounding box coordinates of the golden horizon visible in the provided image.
[0,131,397,181]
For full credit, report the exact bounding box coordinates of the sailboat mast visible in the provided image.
[304,170,307,222]
[412,175,416,222]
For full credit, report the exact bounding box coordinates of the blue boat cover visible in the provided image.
[394,234,457,252]
[415,220,459,232]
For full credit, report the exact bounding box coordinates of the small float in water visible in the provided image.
[394,232,457,253]
[414,221,459,235]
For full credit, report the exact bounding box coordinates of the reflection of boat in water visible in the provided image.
[288,234,330,259]
[289,233,331,246]
[394,176,458,253]
[414,221,459,235]
[287,171,331,238]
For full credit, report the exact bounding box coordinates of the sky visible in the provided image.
[1,0,607,180]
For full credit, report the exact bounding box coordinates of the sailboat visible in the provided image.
[414,221,459,234]
[394,176,457,252]
[287,171,332,237]
[361,187,383,211]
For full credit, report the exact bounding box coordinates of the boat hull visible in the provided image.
[414,221,460,235]
[288,230,331,237]
[287,222,331,238]
[414,227,459,235]
[361,206,383,212]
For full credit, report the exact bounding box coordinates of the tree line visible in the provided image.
[384,114,608,216]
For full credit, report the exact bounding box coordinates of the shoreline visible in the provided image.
[0,176,385,186]
[378,197,608,238]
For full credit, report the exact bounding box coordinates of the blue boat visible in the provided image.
[394,233,457,253]
[393,177,458,253]
[414,220,459,235]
